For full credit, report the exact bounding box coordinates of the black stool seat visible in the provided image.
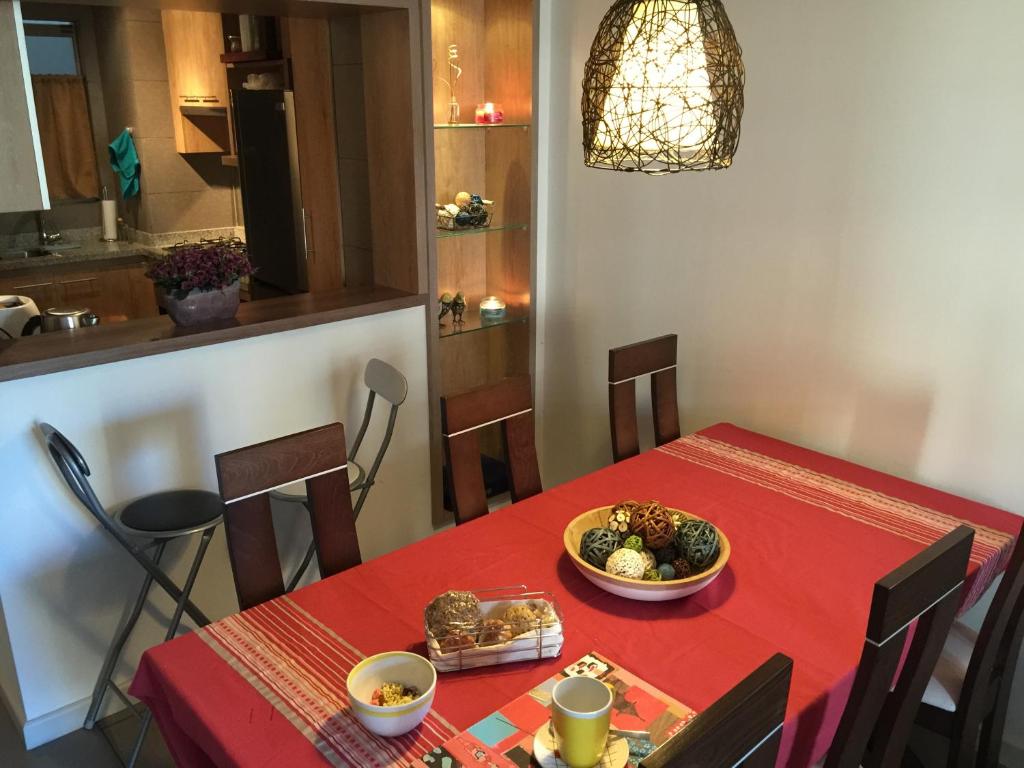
[118,490,222,538]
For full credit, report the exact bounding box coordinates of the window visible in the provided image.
[24,20,79,76]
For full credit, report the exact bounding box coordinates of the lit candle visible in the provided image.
[474,102,504,124]
[479,295,506,317]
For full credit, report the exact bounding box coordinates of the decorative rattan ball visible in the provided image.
[623,534,644,552]
[641,549,657,570]
[654,544,678,564]
[608,505,633,535]
[657,562,677,580]
[677,520,720,569]
[580,527,622,569]
[643,568,662,582]
[670,510,688,529]
[671,558,693,579]
[605,548,646,579]
[629,502,676,549]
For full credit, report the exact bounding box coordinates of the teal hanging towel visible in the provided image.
[108,129,140,199]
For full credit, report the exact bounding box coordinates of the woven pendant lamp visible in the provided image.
[582,0,745,175]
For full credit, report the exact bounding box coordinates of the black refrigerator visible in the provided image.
[233,89,308,297]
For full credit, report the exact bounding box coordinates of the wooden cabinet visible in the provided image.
[0,0,49,213]
[161,10,231,154]
[0,259,159,322]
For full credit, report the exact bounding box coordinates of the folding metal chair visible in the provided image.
[270,358,408,590]
[40,423,221,768]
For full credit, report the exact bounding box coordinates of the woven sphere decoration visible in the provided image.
[623,534,644,552]
[657,562,677,580]
[580,527,623,569]
[671,558,693,579]
[629,502,676,549]
[582,0,745,175]
[643,568,662,582]
[654,544,678,564]
[608,504,633,535]
[641,549,657,570]
[606,548,646,579]
[677,519,720,569]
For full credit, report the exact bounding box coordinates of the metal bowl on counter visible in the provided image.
[41,307,100,333]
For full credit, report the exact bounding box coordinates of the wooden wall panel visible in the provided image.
[363,8,420,294]
[483,0,533,123]
[286,16,345,293]
[437,236,487,302]
[430,0,485,125]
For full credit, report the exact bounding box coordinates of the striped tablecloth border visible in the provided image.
[658,434,1015,607]
[199,596,458,767]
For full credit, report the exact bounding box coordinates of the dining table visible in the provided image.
[130,423,1021,768]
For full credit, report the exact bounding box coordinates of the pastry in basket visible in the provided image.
[478,618,513,647]
[425,590,481,638]
[503,603,540,637]
[438,632,477,654]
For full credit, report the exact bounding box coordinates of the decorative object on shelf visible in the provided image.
[628,501,676,549]
[479,296,507,318]
[582,0,745,174]
[580,527,621,569]
[146,244,254,327]
[474,102,505,124]
[425,587,564,672]
[437,43,463,125]
[451,292,466,324]
[439,292,453,323]
[605,548,646,579]
[435,193,494,231]
[563,503,730,601]
[677,518,720,569]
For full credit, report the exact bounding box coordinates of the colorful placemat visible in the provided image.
[415,652,697,768]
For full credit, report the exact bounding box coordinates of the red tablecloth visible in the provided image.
[130,424,1020,767]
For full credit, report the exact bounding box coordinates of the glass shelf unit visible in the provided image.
[436,223,529,240]
[434,122,530,130]
[438,306,530,339]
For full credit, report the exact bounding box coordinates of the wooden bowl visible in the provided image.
[563,506,730,601]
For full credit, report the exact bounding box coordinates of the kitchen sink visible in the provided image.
[1,244,81,260]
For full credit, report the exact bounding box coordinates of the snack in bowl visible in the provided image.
[346,652,437,737]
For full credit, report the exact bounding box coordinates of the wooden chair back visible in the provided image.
[640,653,793,768]
[441,376,541,525]
[825,525,975,768]
[215,423,360,610]
[608,334,680,463]
[957,521,1024,768]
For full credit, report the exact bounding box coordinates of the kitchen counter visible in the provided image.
[0,240,163,274]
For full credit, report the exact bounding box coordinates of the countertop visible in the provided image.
[0,240,164,274]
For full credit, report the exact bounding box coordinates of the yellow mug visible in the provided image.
[551,676,612,768]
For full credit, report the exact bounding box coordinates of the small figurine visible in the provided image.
[439,292,453,323]
[451,292,466,323]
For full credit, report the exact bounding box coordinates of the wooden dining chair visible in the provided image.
[640,653,793,768]
[215,423,360,610]
[911,522,1024,768]
[823,525,975,768]
[441,376,541,525]
[608,334,680,463]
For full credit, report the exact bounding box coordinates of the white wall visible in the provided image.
[539,0,1024,756]
[0,305,434,746]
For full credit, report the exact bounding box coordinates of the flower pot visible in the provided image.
[160,281,240,327]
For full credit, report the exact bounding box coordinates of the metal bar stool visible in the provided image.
[270,358,408,591]
[40,424,222,768]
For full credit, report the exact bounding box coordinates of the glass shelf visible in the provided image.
[436,223,529,240]
[439,306,530,339]
[434,122,531,130]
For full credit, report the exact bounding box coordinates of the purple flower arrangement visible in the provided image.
[147,245,254,299]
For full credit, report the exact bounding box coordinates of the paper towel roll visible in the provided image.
[101,200,117,241]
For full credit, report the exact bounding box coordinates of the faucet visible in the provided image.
[37,211,62,246]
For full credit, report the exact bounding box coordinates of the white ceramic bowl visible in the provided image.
[346,652,437,737]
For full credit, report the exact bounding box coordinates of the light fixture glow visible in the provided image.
[583,0,745,174]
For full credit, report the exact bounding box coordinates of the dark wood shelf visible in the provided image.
[0,287,424,382]
[220,50,282,64]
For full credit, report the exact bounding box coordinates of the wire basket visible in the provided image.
[425,586,564,672]
[435,201,495,231]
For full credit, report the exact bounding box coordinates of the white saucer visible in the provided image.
[532,723,629,768]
